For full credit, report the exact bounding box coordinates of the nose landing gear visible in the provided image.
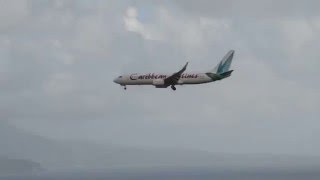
[121,85,127,90]
[171,85,176,91]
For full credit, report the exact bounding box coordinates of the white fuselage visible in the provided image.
[114,50,234,90]
[114,72,213,86]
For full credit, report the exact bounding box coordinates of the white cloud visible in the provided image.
[124,7,145,34]
[124,6,163,40]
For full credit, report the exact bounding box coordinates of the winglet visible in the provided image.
[183,62,189,70]
[179,62,188,74]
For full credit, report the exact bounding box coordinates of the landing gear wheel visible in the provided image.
[122,85,127,90]
[171,85,176,91]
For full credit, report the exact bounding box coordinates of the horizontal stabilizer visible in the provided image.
[219,70,233,77]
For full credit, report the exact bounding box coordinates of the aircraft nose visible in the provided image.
[113,78,119,84]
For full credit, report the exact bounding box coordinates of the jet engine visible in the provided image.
[152,79,165,86]
[177,80,184,84]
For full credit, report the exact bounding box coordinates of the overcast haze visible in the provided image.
[0,0,319,157]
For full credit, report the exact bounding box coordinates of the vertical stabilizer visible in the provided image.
[210,50,234,74]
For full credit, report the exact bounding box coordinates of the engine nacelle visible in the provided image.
[152,79,165,86]
[177,80,184,85]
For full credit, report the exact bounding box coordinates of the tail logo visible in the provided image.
[216,50,234,74]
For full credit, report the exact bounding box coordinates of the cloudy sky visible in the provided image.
[0,0,319,156]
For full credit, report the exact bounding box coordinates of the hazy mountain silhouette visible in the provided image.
[0,156,42,176]
[0,121,72,169]
[1,121,320,172]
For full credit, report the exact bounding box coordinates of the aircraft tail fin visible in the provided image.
[209,50,235,75]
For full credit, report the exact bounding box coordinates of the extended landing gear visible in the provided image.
[122,85,127,90]
[171,85,176,91]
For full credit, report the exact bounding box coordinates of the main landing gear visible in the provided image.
[171,85,176,91]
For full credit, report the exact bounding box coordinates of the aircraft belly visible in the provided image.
[126,79,153,85]
[181,78,211,84]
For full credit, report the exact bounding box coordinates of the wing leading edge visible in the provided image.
[164,62,188,85]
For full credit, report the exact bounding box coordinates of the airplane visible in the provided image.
[113,50,235,91]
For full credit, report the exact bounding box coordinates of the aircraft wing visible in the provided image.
[164,62,188,85]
